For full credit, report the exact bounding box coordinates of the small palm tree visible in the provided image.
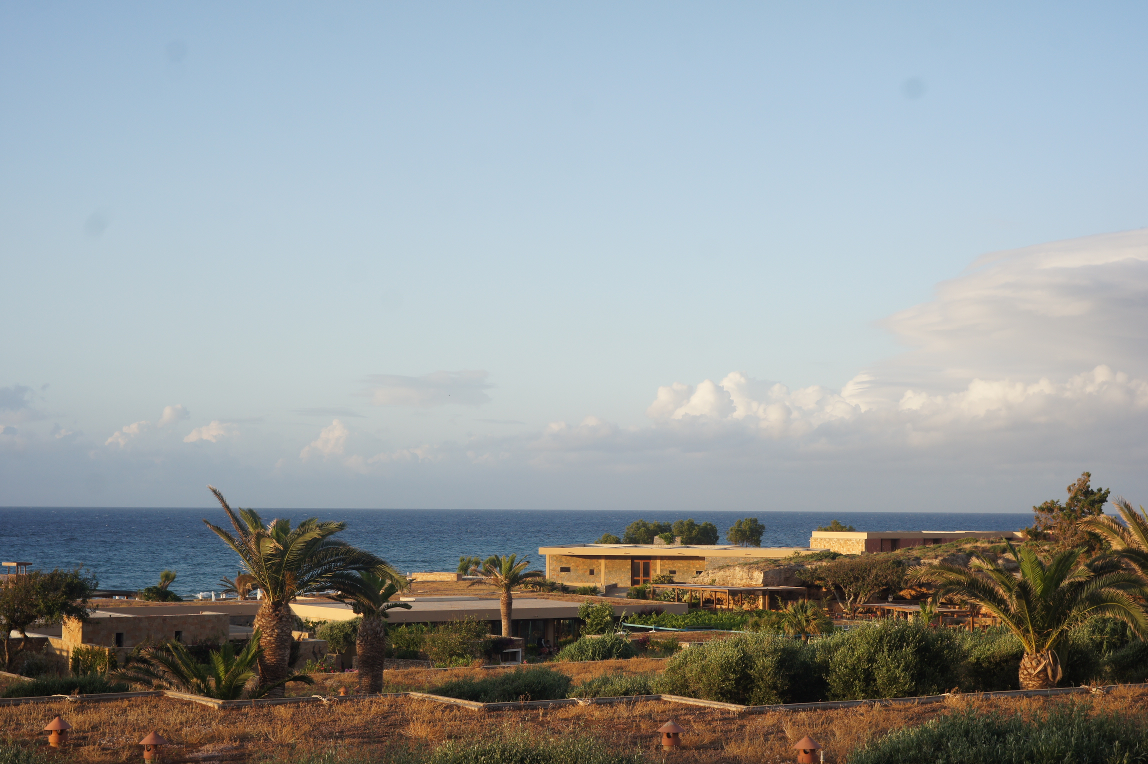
[1081,498,1148,581]
[912,543,1148,689]
[457,556,481,575]
[203,486,399,696]
[113,630,313,700]
[334,571,412,694]
[219,572,257,600]
[157,570,177,591]
[778,600,832,642]
[469,554,543,637]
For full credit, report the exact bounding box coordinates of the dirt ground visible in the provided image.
[4,685,1147,763]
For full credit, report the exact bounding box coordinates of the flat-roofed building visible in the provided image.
[809,530,1024,555]
[538,544,823,589]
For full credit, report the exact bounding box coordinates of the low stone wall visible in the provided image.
[411,572,461,582]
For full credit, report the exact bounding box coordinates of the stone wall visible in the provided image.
[411,572,461,582]
[64,611,230,650]
[547,554,707,587]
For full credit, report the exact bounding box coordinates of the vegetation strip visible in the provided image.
[0,690,162,707]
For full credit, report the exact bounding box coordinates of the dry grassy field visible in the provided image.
[4,684,1147,763]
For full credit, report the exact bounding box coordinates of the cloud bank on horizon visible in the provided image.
[3,229,1146,511]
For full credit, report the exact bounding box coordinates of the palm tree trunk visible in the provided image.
[1018,650,1062,690]
[357,615,387,694]
[254,599,295,698]
[501,587,513,637]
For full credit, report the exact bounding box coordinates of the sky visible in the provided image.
[2,3,1147,512]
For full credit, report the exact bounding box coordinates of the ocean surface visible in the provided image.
[0,508,1031,597]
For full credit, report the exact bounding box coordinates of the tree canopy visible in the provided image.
[727,518,765,546]
[1028,471,1111,550]
[1,568,96,671]
[800,557,905,616]
[622,519,672,544]
[817,519,857,532]
[595,533,621,544]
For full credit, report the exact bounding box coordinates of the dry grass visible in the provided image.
[4,686,1147,763]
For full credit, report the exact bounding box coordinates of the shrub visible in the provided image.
[523,579,567,593]
[69,645,116,676]
[570,673,656,698]
[849,704,1148,764]
[578,601,615,635]
[645,635,680,657]
[821,621,960,700]
[952,629,1023,692]
[428,732,644,764]
[387,624,427,659]
[625,584,651,600]
[316,619,360,655]
[1,674,128,698]
[138,586,182,602]
[432,666,572,703]
[623,608,750,631]
[573,585,600,596]
[651,573,675,584]
[422,617,491,667]
[1100,640,1148,684]
[15,654,54,678]
[556,633,637,661]
[657,632,822,705]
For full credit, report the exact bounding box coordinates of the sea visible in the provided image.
[0,508,1031,598]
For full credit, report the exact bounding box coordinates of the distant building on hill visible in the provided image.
[809,529,1025,555]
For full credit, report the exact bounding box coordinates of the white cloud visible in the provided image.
[158,405,189,428]
[300,419,349,460]
[183,421,236,443]
[365,370,492,407]
[106,420,149,447]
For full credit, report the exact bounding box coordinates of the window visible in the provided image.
[668,570,677,575]
[559,566,571,573]
[114,632,124,647]
[588,569,595,575]
[694,570,703,575]
[174,631,183,643]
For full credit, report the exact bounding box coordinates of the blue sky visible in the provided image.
[2,3,1147,511]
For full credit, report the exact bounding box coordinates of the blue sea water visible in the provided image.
[0,508,1031,597]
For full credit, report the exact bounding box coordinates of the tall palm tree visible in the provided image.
[203,486,399,696]
[333,571,412,694]
[469,554,543,637]
[1081,498,1148,581]
[912,543,1148,689]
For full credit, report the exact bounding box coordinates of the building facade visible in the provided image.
[808,530,1025,555]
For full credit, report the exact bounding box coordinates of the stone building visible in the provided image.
[808,530,1024,555]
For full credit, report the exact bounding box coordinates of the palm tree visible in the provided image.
[469,554,543,637]
[1081,498,1148,581]
[219,572,257,600]
[778,600,832,642]
[203,486,399,696]
[157,570,177,591]
[333,571,412,694]
[912,543,1148,689]
[113,629,312,700]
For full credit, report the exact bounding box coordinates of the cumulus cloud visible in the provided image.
[0,385,34,411]
[300,419,349,460]
[106,421,149,447]
[158,405,189,428]
[365,370,492,407]
[183,421,237,443]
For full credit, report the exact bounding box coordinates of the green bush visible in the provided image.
[951,629,1023,692]
[428,732,644,764]
[570,673,656,698]
[625,584,651,600]
[573,585,600,596]
[849,704,1148,764]
[657,633,823,705]
[432,666,572,703]
[422,617,491,667]
[623,608,750,630]
[138,586,182,602]
[388,624,427,659]
[822,621,960,700]
[1,674,128,698]
[1099,640,1148,684]
[15,654,54,678]
[578,601,615,635]
[556,633,637,661]
[316,619,360,655]
[69,645,116,676]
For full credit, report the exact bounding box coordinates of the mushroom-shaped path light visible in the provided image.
[658,720,684,750]
[793,735,823,764]
[140,731,171,762]
[44,716,72,747]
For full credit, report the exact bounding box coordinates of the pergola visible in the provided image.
[0,562,32,587]
[649,584,809,611]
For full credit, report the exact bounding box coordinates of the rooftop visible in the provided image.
[538,544,823,559]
